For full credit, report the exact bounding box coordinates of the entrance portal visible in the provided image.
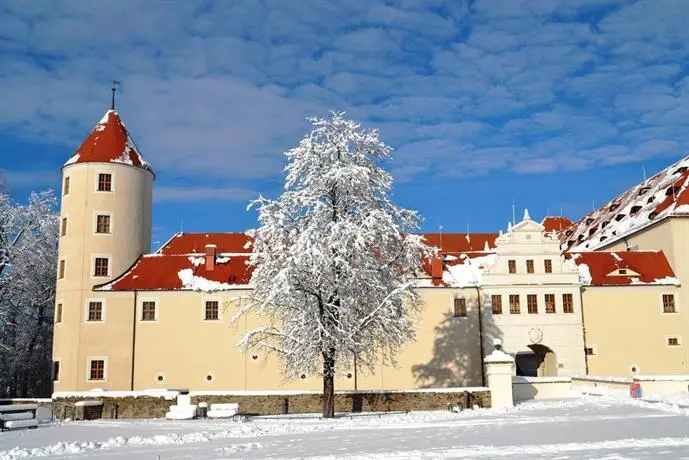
[515,345,557,377]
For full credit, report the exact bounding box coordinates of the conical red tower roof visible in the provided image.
[64,109,154,176]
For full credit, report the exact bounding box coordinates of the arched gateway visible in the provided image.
[515,345,558,377]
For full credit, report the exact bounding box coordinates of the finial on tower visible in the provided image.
[111,80,121,110]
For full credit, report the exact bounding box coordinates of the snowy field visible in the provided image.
[2,392,689,459]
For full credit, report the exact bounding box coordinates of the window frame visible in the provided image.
[666,336,682,347]
[92,255,112,278]
[526,260,534,274]
[60,216,68,237]
[96,172,114,192]
[203,299,221,321]
[58,259,66,279]
[52,359,61,382]
[453,298,467,318]
[491,294,502,315]
[55,302,63,323]
[509,294,520,314]
[94,212,113,235]
[85,299,106,323]
[562,293,574,313]
[544,259,552,273]
[63,176,70,196]
[661,293,678,314]
[87,357,108,382]
[527,294,538,314]
[508,260,517,274]
[140,299,158,322]
[544,294,556,314]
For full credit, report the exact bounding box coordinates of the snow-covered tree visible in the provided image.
[238,112,432,417]
[0,186,58,398]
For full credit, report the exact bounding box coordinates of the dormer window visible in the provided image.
[615,214,625,221]
[585,218,594,225]
[647,196,655,204]
[609,203,620,212]
[630,205,642,215]
[666,185,680,196]
[601,221,609,229]
[619,269,627,275]
[638,187,650,196]
[673,166,688,175]
[588,227,597,236]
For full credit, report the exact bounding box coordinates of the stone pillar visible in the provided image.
[484,349,515,408]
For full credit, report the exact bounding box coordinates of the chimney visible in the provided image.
[205,244,217,271]
[431,254,443,283]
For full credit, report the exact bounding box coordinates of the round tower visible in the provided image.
[53,108,154,391]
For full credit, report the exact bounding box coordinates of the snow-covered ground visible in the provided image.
[2,392,689,459]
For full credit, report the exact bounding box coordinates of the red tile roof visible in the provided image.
[541,216,573,233]
[158,232,250,255]
[421,233,498,254]
[565,251,679,286]
[64,110,153,175]
[97,254,252,291]
[562,155,689,251]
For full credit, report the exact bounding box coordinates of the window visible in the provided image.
[87,301,103,321]
[63,177,70,196]
[141,301,156,321]
[544,259,552,273]
[508,260,516,274]
[526,260,534,274]
[89,359,105,380]
[618,269,627,275]
[205,301,219,321]
[58,260,65,279]
[663,294,676,313]
[527,294,538,314]
[562,294,574,313]
[97,173,112,192]
[52,361,60,381]
[545,294,556,314]
[667,337,680,346]
[491,295,502,314]
[453,298,467,317]
[96,215,111,234]
[509,294,520,314]
[94,257,109,277]
[61,217,67,237]
[584,347,595,356]
[55,303,63,323]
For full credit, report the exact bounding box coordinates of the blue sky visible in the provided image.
[1,0,689,244]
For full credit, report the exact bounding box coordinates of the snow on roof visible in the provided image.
[94,253,252,292]
[63,109,154,175]
[562,154,689,251]
[158,232,251,255]
[420,233,498,254]
[442,253,498,288]
[541,216,574,233]
[565,251,679,286]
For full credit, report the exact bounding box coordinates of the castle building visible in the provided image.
[52,108,688,393]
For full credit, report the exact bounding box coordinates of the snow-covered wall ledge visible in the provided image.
[571,376,632,392]
[512,376,572,402]
[633,376,689,396]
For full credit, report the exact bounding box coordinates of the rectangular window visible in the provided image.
[491,295,502,315]
[585,347,595,356]
[563,293,574,313]
[63,177,70,196]
[58,260,65,279]
[545,294,556,314]
[526,260,534,274]
[668,337,680,346]
[544,259,552,273]
[89,360,105,380]
[663,294,676,313]
[52,361,60,381]
[205,301,219,321]
[619,269,627,275]
[96,215,111,234]
[61,217,68,237]
[509,295,520,314]
[453,298,467,317]
[97,173,112,192]
[141,301,156,321]
[508,260,516,274]
[55,303,63,323]
[527,294,538,314]
[94,257,109,277]
[87,301,103,321]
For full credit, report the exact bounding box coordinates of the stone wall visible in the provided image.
[53,389,490,419]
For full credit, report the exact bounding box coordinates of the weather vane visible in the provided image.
[111,80,121,110]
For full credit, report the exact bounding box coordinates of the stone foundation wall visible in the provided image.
[53,389,490,419]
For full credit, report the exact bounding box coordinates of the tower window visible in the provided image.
[508,260,516,274]
[61,217,68,237]
[96,215,111,234]
[58,260,66,279]
[94,257,109,277]
[491,295,502,315]
[63,177,70,196]
[87,301,103,321]
[544,259,552,273]
[453,298,467,317]
[52,361,60,381]
[55,303,63,323]
[205,301,219,321]
[97,173,112,192]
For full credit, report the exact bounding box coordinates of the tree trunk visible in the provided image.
[322,350,336,418]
